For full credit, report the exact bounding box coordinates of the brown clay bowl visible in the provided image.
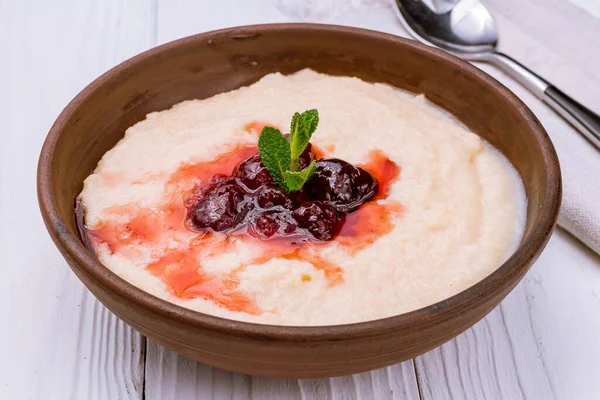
[37,24,561,378]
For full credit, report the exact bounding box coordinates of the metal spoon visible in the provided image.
[394,0,600,149]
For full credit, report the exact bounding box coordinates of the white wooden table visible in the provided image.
[2,1,600,399]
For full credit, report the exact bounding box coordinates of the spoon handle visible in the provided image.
[544,86,600,149]
[483,52,600,150]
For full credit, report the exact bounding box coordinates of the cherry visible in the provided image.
[249,210,298,239]
[256,185,294,209]
[189,180,249,231]
[249,212,278,239]
[293,201,343,241]
[233,155,275,190]
[187,145,380,242]
[353,166,378,203]
[289,189,312,206]
[304,159,378,213]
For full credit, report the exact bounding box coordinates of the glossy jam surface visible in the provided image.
[78,139,401,316]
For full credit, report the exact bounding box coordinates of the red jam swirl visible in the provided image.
[77,124,402,316]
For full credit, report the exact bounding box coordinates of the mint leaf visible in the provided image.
[284,160,316,191]
[258,126,291,190]
[289,109,319,171]
[257,110,320,192]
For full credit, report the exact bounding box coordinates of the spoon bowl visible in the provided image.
[396,0,498,56]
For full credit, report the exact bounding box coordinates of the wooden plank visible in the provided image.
[145,340,420,400]
[0,1,154,398]
[414,229,600,400]
[153,0,288,46]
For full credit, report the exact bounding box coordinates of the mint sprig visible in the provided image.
[258,109,319,192]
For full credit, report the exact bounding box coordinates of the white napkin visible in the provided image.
[274,0,600,254]
[558,143,600,254]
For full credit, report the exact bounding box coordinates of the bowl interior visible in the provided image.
[39,24,560,328]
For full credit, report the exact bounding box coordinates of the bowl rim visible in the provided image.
[37,23,561,341]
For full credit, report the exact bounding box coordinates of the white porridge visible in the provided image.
[78,69,526,326]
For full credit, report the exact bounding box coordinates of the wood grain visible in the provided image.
[145,340,420,399]
[2,0,600,398]
[414,229,600,400]
[0,1,153,398]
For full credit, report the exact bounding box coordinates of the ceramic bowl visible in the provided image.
[37,24,561,378]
